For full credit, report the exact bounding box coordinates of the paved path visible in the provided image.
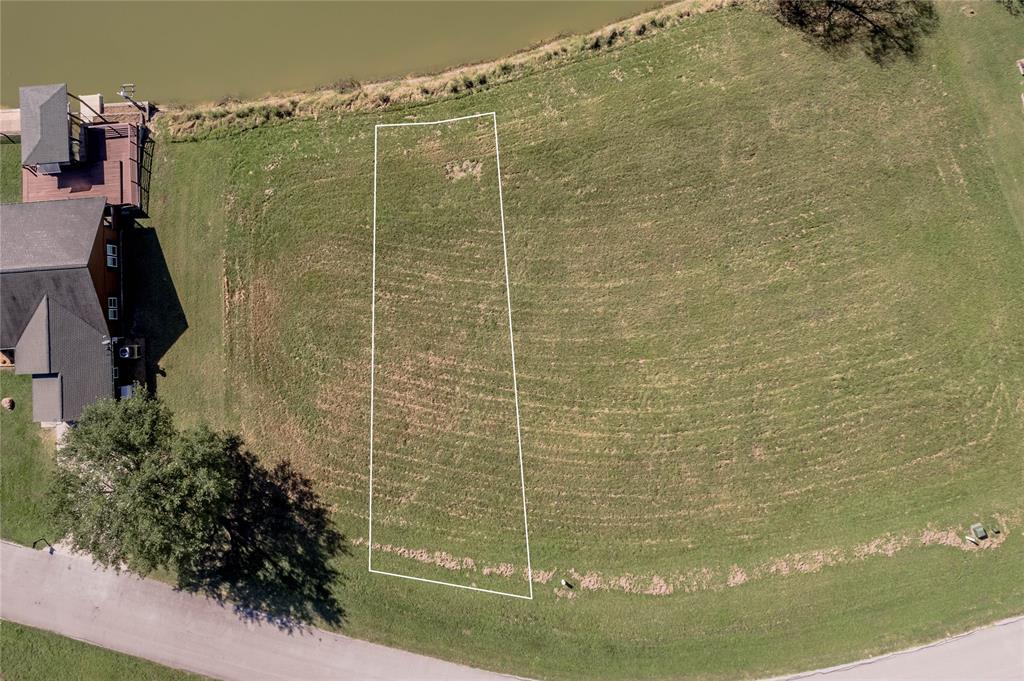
[2,541,1021,680]
[768,616,1023,681]
[0,541,521,680]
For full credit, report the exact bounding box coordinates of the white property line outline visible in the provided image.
[368,112,533,600]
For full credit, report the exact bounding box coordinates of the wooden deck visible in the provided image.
[22,123,141,208]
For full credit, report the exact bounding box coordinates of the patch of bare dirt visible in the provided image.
[483,563,515,577]
[646,575,672,595]
[853,534,910,558]
[445,160,483,181]
[727,565,748,586]
[532,569,556,584]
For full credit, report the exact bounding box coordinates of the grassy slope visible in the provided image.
[367,118,532,584]
[145,5,1023,679]
[3,3,1020,680]
[138,144,235,428]
[940,2,1024,241]
[0,621,206,681]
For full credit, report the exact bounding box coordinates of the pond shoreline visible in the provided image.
[160,0,735,140]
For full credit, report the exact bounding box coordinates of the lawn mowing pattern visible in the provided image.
[370,116,530,594]
[133,4,1024,679]
[0,620,207,681]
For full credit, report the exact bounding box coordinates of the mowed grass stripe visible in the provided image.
[370,117,530,588]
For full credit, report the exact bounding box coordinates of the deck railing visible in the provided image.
[128,124,141,207]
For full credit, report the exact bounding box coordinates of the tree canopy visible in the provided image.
[49,389,346,628]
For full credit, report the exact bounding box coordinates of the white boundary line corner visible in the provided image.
[368,112,533,600]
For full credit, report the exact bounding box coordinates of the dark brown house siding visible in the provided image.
[86,211,123,337]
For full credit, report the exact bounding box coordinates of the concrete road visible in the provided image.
[0,541,522,681]
[768,616,1023,681]
[2,541,1021,681]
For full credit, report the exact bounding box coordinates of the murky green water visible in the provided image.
[0,1,662,107]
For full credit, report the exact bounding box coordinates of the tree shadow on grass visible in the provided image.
[995,0,1023,16]
[775,0,939,65]
[178,439,348,632]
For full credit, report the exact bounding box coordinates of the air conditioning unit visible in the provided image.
[118,344,141,359]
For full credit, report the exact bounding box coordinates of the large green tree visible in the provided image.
[48,389,190,573]
[48,390,345,626]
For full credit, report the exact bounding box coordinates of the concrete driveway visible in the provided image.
[0,541,523,680]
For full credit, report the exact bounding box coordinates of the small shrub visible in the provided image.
[331,78,360,93]
[476,73,488,86]
[499,62,514,74]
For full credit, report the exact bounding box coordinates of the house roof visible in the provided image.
[0,267,108,351]
[0,197,106,273]
[19,83,71,166]
[0,196,113,423]
[14,296,111,422]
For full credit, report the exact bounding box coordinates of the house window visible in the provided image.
[107,296,119,321]
[106,243,118,268]
[112,366,119,380]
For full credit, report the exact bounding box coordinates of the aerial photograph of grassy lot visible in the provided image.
[1,1,1021,680]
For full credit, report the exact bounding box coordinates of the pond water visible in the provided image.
[0,1,662,107]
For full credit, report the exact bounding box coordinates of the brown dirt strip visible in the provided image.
[354,512,1016,598]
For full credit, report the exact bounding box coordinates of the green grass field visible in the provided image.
[0,621,205,681]
[1,3,1022,679]
[0,373,55,545]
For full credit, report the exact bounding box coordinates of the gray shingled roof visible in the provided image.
[0,267,108,350]
[0,197,107,273]
[14,296,112,422]
[0,196,113,421]
[19,84,71,166]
